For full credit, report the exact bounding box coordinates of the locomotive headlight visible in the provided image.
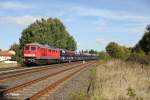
[24,54,35,57]
[32,54,35,56]
[24,54,29,56]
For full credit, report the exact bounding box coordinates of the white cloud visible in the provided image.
[96,38,135,48]
[96,23,145,34]
[96,38,109,45]
[71,6,150,22]
[0,1,31,10]
[0,16,48,26]
[95,20,109,32]
[70,6,150,34]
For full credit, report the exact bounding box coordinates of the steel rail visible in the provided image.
[0,63,74,82]
[26,62,95,100]
[0,62,89,95]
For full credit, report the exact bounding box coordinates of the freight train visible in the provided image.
[23,43,97,65]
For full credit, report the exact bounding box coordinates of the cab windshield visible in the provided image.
[31,46,36,51]
[25,45,36,51]
[25,46,29,50]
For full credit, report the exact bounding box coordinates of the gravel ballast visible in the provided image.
[40,64,96,100]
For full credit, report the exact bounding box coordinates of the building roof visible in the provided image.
[0,51,14,56]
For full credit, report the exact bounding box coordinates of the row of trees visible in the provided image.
[99,25,150,64]
[10,18,77,63]
[79,49,98,54]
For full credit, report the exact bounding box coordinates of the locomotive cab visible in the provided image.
[23,43,61,65]
[24,44,39,64]
[24,45,38,57]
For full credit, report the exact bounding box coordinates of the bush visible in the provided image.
[98,51,111,61]
[106,42,131,60]
[127,52,150,65]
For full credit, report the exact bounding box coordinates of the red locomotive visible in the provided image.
[24,43,60,65]
[23,43,97,65]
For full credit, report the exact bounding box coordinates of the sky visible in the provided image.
[0,0,150,51]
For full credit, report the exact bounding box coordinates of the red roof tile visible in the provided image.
[0,51,13,57]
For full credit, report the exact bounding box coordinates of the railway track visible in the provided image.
[0,61,97,100]
[28,62,96,100]
[0,62,83,92]
[0,62,79,82]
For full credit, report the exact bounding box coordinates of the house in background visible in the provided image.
[0,50,15,62]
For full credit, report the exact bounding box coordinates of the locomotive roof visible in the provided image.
[25,43,60,50]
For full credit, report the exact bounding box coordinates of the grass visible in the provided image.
[91,60,150,100]
[70,90,88,100]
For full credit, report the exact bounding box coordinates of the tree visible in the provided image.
[19,18,77,50]
[9,43,22,62]
[135,25,150,54]
[89,49,97,54]
[106,42,119,58]
[66,36,77,50]
[9,43,19,51]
